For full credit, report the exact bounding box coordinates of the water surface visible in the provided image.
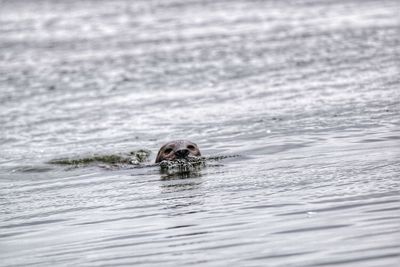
[1,0,400,266]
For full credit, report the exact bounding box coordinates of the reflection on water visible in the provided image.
[1,0,400,266]
[161,178,204,215]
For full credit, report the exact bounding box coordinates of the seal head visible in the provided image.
[155,140,201,163]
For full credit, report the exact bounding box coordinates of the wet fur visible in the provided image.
[155,140,201,163]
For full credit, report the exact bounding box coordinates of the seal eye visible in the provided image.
[187,145,195,150]
[164,148,173,154]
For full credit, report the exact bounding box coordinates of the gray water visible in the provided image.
[1,0,400,266]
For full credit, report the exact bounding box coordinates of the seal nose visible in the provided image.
[174,149,190,159]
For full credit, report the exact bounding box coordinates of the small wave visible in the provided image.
[48,149,151,167]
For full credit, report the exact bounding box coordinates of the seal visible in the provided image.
[155,140,201,163]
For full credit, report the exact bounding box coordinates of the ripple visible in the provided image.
[0,218,69,230]
[308,253,400,266]
[273,224,351,235]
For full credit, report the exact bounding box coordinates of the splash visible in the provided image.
[159,156,205,173]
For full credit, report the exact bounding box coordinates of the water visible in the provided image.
[1,0,400,266]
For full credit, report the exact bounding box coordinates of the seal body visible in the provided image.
[155,140,201,163]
